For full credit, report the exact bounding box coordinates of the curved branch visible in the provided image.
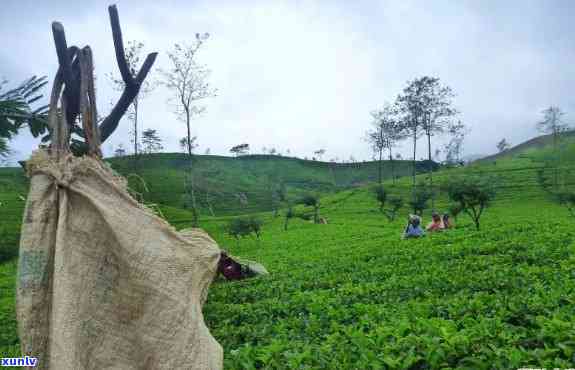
[108,5,134,87]
[51,22,73,88]
[99,6,158,143]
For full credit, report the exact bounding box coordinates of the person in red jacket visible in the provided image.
[426,212,444,232]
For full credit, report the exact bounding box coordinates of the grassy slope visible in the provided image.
[477,129,575,163]
[203,201,575,369]
[194,145,575,368]
[107,153,424,215]
[1,136,575,367]
[0,168,27,262]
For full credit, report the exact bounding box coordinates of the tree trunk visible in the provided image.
[284,217,289,231]
[184,107,199,227]
[206,192,215,216]
[427,131,435,211]
[389,147,395,185]
[553,130,558,190]
[133,98,139,172]
[378,148,383,184]
[186,109,192,157]
[412,126,417,211]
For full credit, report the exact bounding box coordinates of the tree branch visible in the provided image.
[51,22,73,88]
[99,5,158,143]
[108,5,134,87]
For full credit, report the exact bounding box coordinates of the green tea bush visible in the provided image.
[445,176,497,230]
[227,217,264,239]
[408,183,432,215]
[300,194,320,224]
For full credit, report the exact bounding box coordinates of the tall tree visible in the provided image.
[537,106,569,147]
[159,34,216,157]
[397,77,456,210]
[419,77,457,210]
[395,81,426,200]
[107,40,155,164]
[366,103,405,184]
[537,106,570,189]
[159,33,216,226]
[141,128,163,154]
[496,138,511,153]
[443,120,467,166]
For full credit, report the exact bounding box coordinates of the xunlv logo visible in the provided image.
[1,356,38,367]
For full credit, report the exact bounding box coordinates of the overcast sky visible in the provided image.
[1,0,574,163]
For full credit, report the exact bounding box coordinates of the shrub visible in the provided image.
[385,195,403,221]
[0,226,19,263]
[227,216,264,239]
[300,194,320,224]
[445,176,497,230]
[555,191,575,217]
[373,185,387,212]
[448,203,463,222]
[284,204,294,231]
[408,183,432,216]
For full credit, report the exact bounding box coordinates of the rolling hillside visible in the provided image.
[107,153,430,215]
[476,129,575,163]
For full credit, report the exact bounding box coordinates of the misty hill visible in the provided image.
[476,130,575,163]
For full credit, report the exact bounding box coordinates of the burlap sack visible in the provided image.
[17,150,223,369]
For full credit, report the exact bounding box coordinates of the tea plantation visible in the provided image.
[1,144,575,369]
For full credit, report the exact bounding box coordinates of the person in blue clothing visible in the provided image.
[402,214,425,239]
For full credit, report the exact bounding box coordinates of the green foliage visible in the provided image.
[2,131,575,367]
[385,195,403,221]
[106,153,420,216]
[555,191,575,217]
[141,129,163,154]
[448,202,463,221]
[0,76,48,155]
[300,194,320,224]
[408,183,432,215]
[373,185,402,221]
[373,185,387,212]
[227,217,264,239]
[202,202,575,369]
[445,176,497,230]
[284,204,294,231]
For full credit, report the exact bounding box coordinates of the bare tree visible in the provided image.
[420,77,457,210]
[107,40,155,162]
[444,120,467,165]
[159,33,215,226]
[395,81,425,200]
[537,106,570,153]
[537,106,570,189]
[496,138,511,153]
[159,34,216,157]
[397,76,457,210]
[366,103,405,184]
